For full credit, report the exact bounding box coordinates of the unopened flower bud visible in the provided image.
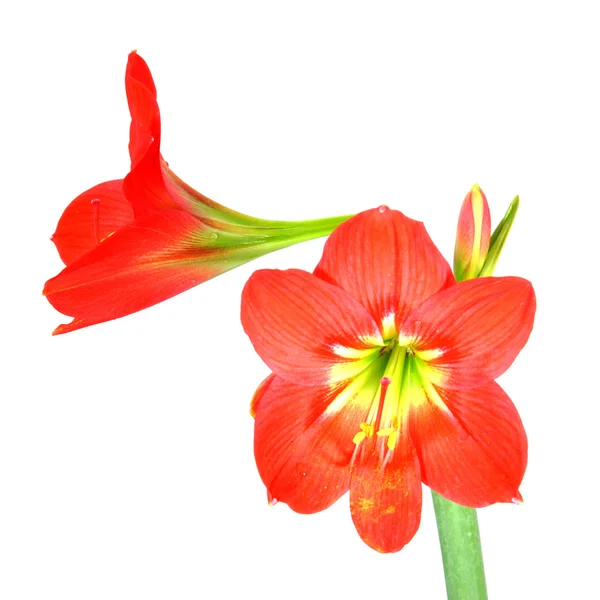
[453,184,491,281]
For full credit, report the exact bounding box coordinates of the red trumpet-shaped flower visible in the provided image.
[44,52,348,334]
[241,207,535,553]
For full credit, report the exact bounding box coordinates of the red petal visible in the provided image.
[350,436,422,553]
[253,375,368,513]
[44,210,224,334]
[122,53,175,217]
[402,277,536,389]
[241,269,384,386]
[410,381,527,506]
[314,207,454,336]
[125,51,159,169]
[51,180,134,266]
[123,54,219,220]
[123,53,248,224]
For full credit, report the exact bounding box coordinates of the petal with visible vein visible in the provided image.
[253,375,373,514]
[241,269,385,386]
[44,210,224,334]
[314,207,454,336]
[350,436,422,553]
[402,277,536,390]
[410,381,527,506]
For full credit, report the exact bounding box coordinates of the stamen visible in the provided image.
[90,198,101,245]
[352,377,394,447]
[376,416,400,450]
[352,422,374,445]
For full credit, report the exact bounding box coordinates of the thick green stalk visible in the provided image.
[432,492,488,600]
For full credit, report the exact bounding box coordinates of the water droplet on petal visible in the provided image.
[209,232,218,240]
[378,205,388,213]
[267,490,278,506]
[90,198,100,205]
[511,495,523,505]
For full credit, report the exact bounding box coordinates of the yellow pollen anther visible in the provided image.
[376,428,399,450]
[375,416,400,450]
[376,428,394,436]
[352,422,375,445]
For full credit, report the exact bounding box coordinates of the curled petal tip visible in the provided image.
[512,492,524,505]
[267,491,278,507]
[51,320,83,336]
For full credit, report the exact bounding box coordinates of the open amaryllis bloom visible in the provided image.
[241,206,535,553]
[44,52,347,334]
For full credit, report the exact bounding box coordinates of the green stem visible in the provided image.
[432,491,488,600]
[206,213,353,273]
[266,213,354,236]
[207,213,353,238]
[241,217,348,252]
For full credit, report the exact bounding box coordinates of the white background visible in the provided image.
[1,2,597,598]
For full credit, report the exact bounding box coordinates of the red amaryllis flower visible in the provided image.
[241,207,535,553]
[44,52,348,334]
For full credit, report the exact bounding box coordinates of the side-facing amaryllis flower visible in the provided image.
[43,52,348,334]
[241,206,535,553]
